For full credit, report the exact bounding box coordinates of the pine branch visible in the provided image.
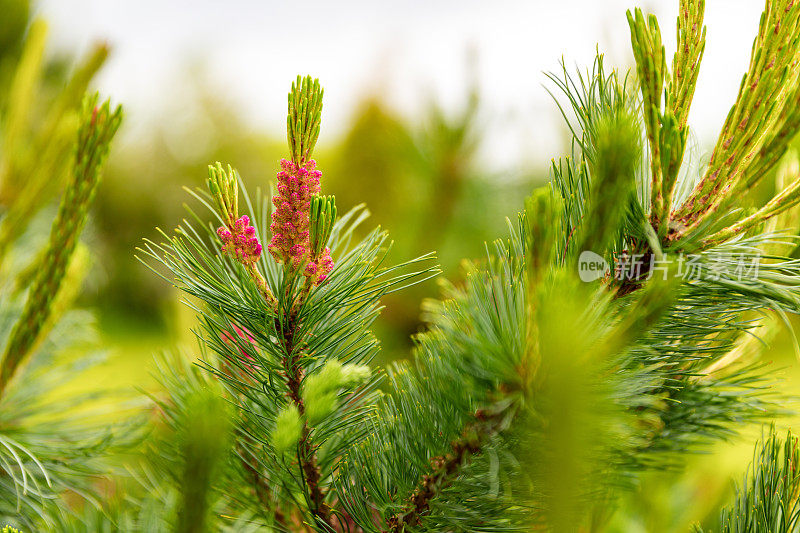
[539,49,796,525]
[278,308,333,527]
[673,0,800,236]
[386,408,506,532]
[545,55,633,260]
[207,162,277,308]
[707,426,800,532]
[201,165,335,525]
[177,77,429,531]
[175,390,232,533]
[0,93,121,395]
[273,76,336,529]
[575,108,641,255]
[0,302,134,529]
[0,19,47,191]
[627,1,705,234]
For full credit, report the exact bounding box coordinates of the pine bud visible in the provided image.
[207,164,265,266]
[303,360,370,424]
[309,195,336,258]
[272,404,303,454]
[305,195,337,284]
[287,75,323,165]
[207,162,238,226]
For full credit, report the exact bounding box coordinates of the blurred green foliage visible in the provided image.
[0,0,29,83]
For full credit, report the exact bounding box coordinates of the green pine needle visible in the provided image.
[287,74,323,164]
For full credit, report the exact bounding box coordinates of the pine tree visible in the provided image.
[694,426,800,533]
[133,1,798,527]
[39,0,800,531]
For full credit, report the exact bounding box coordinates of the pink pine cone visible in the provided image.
[305,247,334,284]
[268,159,321,265]
[218,215,262,265]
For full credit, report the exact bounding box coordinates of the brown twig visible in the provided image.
[278,304,333,529]
[386,409,503,532]
[240,261,330,528]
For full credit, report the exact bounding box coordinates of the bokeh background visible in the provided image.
[5,0,798,530]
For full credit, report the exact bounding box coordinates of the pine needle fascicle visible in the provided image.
[694,426,800,533]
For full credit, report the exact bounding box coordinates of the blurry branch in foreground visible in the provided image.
[0,94,122,393]
[0,19,108,266]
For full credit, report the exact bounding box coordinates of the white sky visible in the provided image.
[35,0,765,172]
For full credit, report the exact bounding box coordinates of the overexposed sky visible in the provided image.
[35,0,765,171]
